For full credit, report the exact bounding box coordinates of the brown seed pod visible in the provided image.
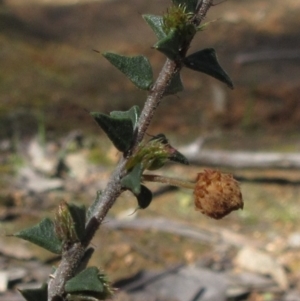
[193,169,243,219]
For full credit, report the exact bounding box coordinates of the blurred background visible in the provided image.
[1,0,300,300]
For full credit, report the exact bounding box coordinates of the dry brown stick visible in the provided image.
[186,149,300,169]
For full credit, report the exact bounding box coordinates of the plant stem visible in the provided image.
[48,243,86,301]
[142,174,195,189]
[49,54,181,301]
[136,59,179,145]
[47,1,214,299]
[196,0,213,23]
[48,161,126,300]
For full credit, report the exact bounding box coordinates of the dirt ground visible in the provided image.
[1,0,300,300]
[1,0,300,137]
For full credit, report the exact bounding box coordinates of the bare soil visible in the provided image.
[1,0,300,138]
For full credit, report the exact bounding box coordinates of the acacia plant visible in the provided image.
[14,1,243,300]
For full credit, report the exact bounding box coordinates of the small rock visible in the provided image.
[0,238,34,260]
[235,247,289,290]
[27,138,58,175]
[283,290,300,301]
[226,270,275,289]
[225,270,276,298]
[288,233,300,248]
[131,266,227,301]
[8,268,27,283]
[116,208,138,221]
[18,167,63,193]
[0,271,8,292]
[65,152,89,181]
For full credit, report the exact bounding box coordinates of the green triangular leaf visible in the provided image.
[154,29,181,61]
[14,218,62,254]
[169,149,189,165]
[172,0,198,12]
[67,203,86,242]
[183,48,234,89]
[164,72,184,95]
[143,14,166,40]
[102,53,153,90]
[91,112,134,152]
[65,267,103,294]
[121,163,143,195]
[136,185,153,209]
[76,248,95,274]
[148,133,168,144]
[110,105,140,129]
[19,283,48,301]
